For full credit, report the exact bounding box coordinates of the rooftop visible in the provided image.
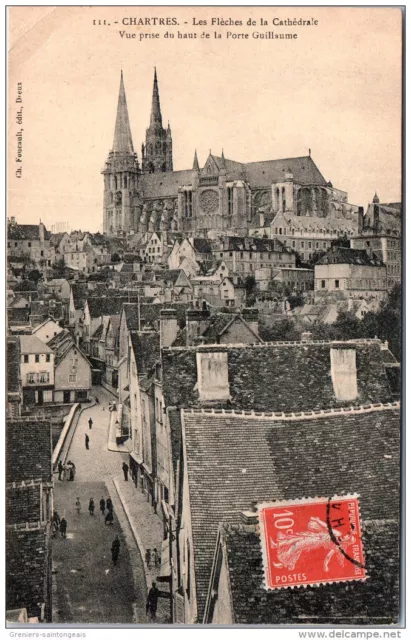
[182,403,400,621]
[20,335,53,354]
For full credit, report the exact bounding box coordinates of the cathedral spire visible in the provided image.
[113,70,134,154]
[193,149,200,171]
[150,67,163,127]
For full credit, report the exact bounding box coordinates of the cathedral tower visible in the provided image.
[141,68,173,174]
[102,71,140,235]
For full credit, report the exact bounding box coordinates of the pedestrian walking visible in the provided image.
[60,517,68,539]
[67,460,76,481]
[75,497,81,514]
[88,417,93,430]
[106,497,113,513]
[99,498,106,515]
[58,460,63,481]
[88,498,95,515]
[153,548,160,568]
[111,535,120,565]
[85,434,90,450]
[145,548,152,568]
[105,511,114,526]
[150,548,157,568]
[146,582,167,621]
[122,461,129,481]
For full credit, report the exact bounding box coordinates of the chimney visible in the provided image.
[301,331,313,343]
[160,309,178,348]
[196,349,230,401]
[330,346,358,401]
[242,308,259,336]
[358,206,364,234]
[186,308,210,346]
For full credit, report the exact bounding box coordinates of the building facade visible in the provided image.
[102,71,361,240]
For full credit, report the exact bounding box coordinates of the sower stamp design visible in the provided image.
[258,495,366,589]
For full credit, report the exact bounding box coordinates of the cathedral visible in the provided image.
[102,70,359,239]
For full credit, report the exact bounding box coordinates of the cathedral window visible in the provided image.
[227,187,234,215]
[110,193,114,204]
[114,176,118,190]
[282,187,286,212]
[124,175,128,188]
[184,191,193,218]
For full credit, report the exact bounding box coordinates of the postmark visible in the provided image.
[258,495,367,590]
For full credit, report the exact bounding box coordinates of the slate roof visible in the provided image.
[317,247,384,267]
[20,335,52,354]
[87,297,129,318]
[142,169,196,198]
[130,330,160,375]
[244,155,327,187]
[7,420,52,483]
[201,313,262,344]
[192,238,213,254]
[220,518,399,624]
[8,224,45,241]
[168,408,182,477]
[47,329,80,366]
[71,283,88,310]
[7,338,20,394]
[162,340,393,412]
[221,236,292,253]
[182,405,400,622]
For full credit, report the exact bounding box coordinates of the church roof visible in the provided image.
[142,169,196,198]
[112,71,134,154]
[244,155,327,187]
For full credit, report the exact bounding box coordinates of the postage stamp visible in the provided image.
[258,495,367,590]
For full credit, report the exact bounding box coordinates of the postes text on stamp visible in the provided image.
[258,495,366,589]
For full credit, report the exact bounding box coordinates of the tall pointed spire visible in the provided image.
[193,149,200,171]
[112,70,134,153]
[150,67,163,127]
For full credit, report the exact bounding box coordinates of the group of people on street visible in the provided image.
[145,547,161,569]
[51,511,67,538]
[57,459,76,481]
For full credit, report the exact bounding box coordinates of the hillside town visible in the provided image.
[6,69,401,626]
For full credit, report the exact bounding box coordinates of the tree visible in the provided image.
[287,292,304,310]
[244,275,257,305]
[14,279,37,292]
[111,252,121,263]
[27,270,43,285]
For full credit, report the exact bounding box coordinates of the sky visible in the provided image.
[8,6,402,233]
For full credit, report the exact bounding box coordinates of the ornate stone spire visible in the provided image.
[373,192,380,204]
[193,149,200,171]
[150,67,163,128]
[112,70,134,154]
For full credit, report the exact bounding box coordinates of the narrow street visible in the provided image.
[52,386,148,624]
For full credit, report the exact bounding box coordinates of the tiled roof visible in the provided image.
[162,341,393,412]
[200,313,261,343]
[7,484,41,524]
[142,169,196,198]
[221,518,399,624]
[317,247,384,267]
[7,338,20,394]
[20,335,52,354]
[6,527,49,618]
[182,405,400,622]
[7,420,52,483]
[46,329,77,365]
[155,269,182,285]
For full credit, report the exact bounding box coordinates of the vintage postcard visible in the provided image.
[6,5,403,629]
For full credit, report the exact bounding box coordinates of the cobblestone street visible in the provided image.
[52,386,161,624]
